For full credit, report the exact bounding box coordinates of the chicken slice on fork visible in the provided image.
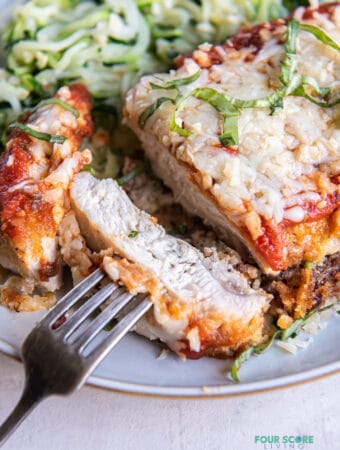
[70,172,270,358]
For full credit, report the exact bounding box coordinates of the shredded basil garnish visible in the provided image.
[8,122,67,144]
[292,84,340,108]
[150,70,201,90]
[231,330,281,382]
[150,82,180,91]
[138,97,174,129]
[280,17,299,86]
[191,88,240,145]
[81,164,96,177]
[143,19,339,143]
[128,230,139,238]
[219,115,240,146]
[32,98,80,118]
[280,302,340,340]
[300,23,340,53]
[231,301,340,382]
[169,97,192,137]
[139,72,201,128]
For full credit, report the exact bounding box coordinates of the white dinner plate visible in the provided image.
[0,0,339,398]
[0,304,340,397]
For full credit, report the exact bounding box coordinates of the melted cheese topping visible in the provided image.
[0,84,93,289]
[125,4,340,270]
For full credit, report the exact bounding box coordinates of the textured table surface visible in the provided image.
[0,352,339,450]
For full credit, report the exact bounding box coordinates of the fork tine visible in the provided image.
[85,297,152,367]
[56,282,119,340]
[0,267,153,445]
[41,268,105,327]
[74,290,137,351]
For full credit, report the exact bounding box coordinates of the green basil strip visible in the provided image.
[292,78,339,108]
[299,75,332,98]
[300,23,340,53]
[231,300,340,382]
[286,18,300,55]
[138,97,174,129]
[230,347,255,382]
[150,70,201,90]
[32,98,80,118]
[128,230,139,238]
[191,87,240,144]
[297,91,340,108]
[169,97,192,137]
[191,86,288,113]
[279,319,304,341]
[8,122,67,144]
[280,18,299,86]
[219,115,239,146]
[280,301,340,340]
[150,82,178,91]
[191,87,238,113]
[169,112,192,137]
[81,164,96,176]
[230,330,281,382]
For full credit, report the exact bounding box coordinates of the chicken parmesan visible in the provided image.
[70,172,269,357]
[124,3,340,275]
[0,84,93,291]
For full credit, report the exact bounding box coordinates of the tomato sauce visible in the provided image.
[214,143,239,155]
[255,220,286,271]
[302,2,338,20]
[0,132,33,189]
[255,191,339,271]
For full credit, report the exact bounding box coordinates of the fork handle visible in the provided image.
[0,382,44,447]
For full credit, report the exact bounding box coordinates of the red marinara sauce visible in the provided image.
[254,192,339,271]
[254,219,286,271]
[214,143,239,155]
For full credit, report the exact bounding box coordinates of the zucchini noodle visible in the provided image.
[3,0,290,108]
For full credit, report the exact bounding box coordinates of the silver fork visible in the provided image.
[0,268,152,447]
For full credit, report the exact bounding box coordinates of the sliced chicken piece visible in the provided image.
[0,84,93,291]
[70,172,269,358]
[124,3,340,275]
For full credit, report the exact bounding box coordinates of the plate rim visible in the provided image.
[1,338,339,398]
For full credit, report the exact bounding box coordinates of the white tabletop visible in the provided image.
[0,352,339,450]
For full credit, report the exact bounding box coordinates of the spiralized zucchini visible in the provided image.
[0,69,29,142]
[3,0,290,108]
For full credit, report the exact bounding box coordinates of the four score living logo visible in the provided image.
[254,435,315,449]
